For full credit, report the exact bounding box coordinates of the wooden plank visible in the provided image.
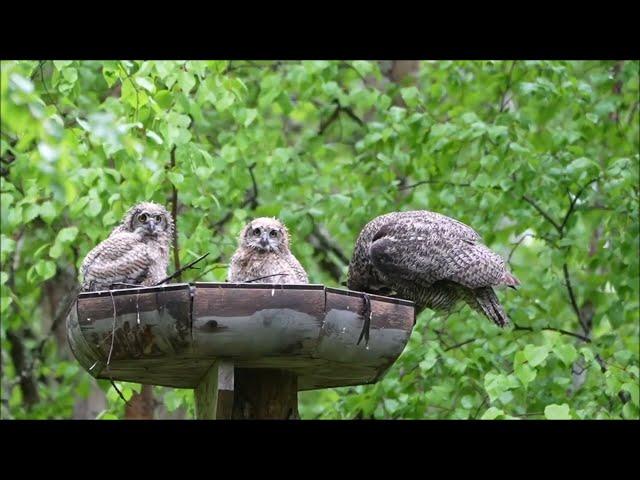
[192,285,325,359]
[313,289,414,385]
[76,284,192,364]
[195,361,220,419]
[216,361,234,419]
[232,368,299,419]
[195,360,235,419]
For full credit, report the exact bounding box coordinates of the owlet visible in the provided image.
[228,217,308,284]
[80,202,174,291]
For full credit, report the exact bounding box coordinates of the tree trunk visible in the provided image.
[124,384,155,419]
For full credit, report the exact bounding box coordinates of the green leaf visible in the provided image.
[523,344,549,367]
[102,211,117,226]
[553,344,578,366]
[565,157,597,174]
[146,130,163,145]
[39,201,57,224]
[135,76,156,93]
[544,404,572,420]
[56,227,79,244]
[86,199,102,218]
[53,60,73,69]
[178,71,196,93]
[167,172,184,187]
[418,349,438,372]
[244,108,258,127]
[480,407,505,420]
[400,87,421,108]
[621,382,639,407]
[35,260,56,281]
[514,351,537,386]
[23,203,40,223]
[62,68,78,83]
[48,243,63,259]
[154,90,173,109]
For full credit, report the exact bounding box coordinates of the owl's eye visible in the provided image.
[155,215,162,222]
[253,228,261,236]
[139,213,148,223]
[269,230,278,238]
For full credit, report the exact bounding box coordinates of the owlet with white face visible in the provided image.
[228,217,308,284]
[80,202,174,291]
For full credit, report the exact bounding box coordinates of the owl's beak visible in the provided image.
[259,233,270,248]
[146,219,157,233]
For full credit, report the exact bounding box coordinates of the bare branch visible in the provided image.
[563,263,590,335]
[522,194,562,233]
[244,273,290,283]
[512,321,591,343]
[399,179,473,191]
[499,61,517,113]
[444,338,477,351]
[169,146,181,281]
[212,163,259,234]
[155,252,210,285]
[507,233,535,265]
[559,177,599,233]
[6,330,40,409]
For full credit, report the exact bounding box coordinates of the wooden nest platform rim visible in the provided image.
[67,282,416,392]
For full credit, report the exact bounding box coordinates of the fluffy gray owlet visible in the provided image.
[80,202,174,291]
[347,210,520,328]
[228,217,309,284]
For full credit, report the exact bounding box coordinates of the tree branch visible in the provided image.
[211,162,259,234]
[512,322,591,343]
[499,61,517,113]
[155,252,210,285]
[563,263,590,335]
[169,146,181,281]
[444,338,477,351]
[559,178,599,233]
[522,194,562,233]
[507,233,535,265]
[6,329,40,409]
[399,179,473,191]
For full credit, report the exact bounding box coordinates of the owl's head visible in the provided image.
[119,202,174,240]
[240,217,290,253]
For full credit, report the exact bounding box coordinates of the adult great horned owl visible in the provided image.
[80,202,174,291]
[228,217,308,284]
[348,210,520,333]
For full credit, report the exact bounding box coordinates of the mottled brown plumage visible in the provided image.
[81,202,174,291]
[228,217,308,284]
[348,210,519,327]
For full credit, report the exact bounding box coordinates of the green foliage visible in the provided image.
[1,60,638,420]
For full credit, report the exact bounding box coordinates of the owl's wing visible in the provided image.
[81,234,151,289]
[285,253,309,284]
[369,217,504,289]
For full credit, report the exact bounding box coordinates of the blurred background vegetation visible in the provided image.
[1,60,638,420]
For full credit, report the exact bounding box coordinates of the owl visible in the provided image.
[228,217,308,284]
[80,202,174,292]
[348,210,519,340]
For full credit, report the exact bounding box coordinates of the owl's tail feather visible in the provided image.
[473,287,510,328]
[502,271,520,290]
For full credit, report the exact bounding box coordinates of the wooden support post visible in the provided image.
[194,360,234,419]
[232,368,299,419]
[216,362,234,419]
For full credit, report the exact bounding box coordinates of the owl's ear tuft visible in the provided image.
[128,208,141,230]
[372,224,392,243]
